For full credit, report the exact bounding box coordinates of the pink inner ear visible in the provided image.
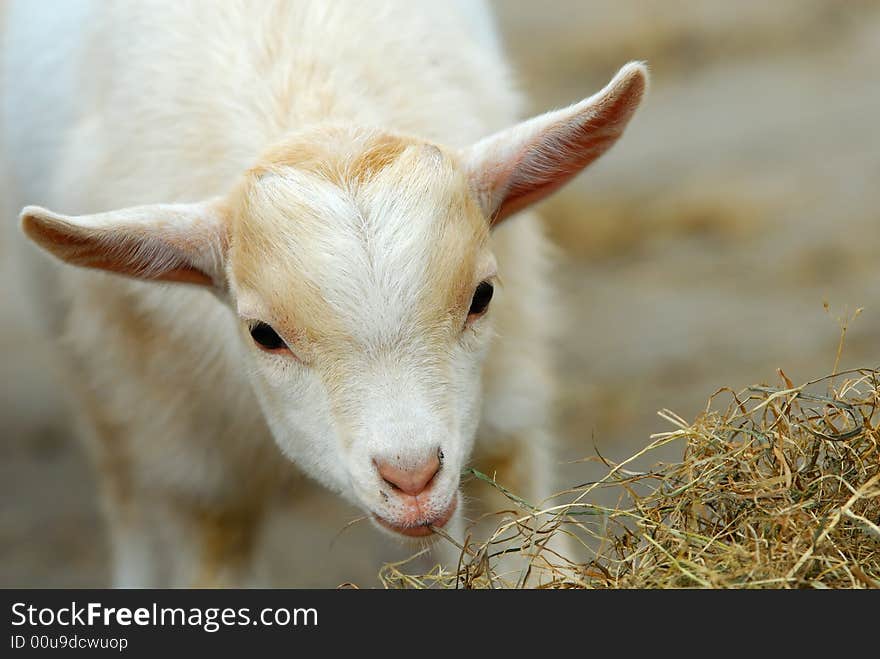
[141,266,214,286]
[492,72,645,224]
[70,255,212,286]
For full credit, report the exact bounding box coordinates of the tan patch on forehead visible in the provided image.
[229,127,491,364]
[249,128,416,187]
[349,135,412,184]
[228,179,348,349]
[420,177,489,324]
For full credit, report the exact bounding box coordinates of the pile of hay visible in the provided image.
[380,368,879,588]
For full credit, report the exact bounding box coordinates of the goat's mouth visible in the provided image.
[372,494,458,538]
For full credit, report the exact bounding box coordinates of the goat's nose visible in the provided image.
[375,452,441,496]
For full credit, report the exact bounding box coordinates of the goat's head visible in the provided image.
[20,63,647,538]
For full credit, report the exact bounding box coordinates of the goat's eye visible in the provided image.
[249,322,288,351]
[468,281,494,318]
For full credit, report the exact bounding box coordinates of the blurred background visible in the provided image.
[2,0,879,586]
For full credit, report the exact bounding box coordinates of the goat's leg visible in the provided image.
[165,499,265,588]
[100,488,164,588]
[100,480,265,588]
[74,394,269,587]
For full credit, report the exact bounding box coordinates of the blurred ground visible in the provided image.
[2,1,879,587]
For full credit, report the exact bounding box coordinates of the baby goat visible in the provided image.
[2,0,647,586]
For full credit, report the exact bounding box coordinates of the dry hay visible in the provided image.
[380,367,880,589]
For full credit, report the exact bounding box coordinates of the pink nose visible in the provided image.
[375,453,441,496]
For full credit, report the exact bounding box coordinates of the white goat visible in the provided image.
[1,0,646,586]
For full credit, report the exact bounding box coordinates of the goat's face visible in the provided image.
[20,62,647,539]
[229,128,494,536]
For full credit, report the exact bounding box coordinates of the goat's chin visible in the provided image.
[368,493,459,544]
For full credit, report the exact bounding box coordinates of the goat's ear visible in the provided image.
[463,61,648,225]
[20,200,229,288]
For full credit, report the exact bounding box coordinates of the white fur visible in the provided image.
[2,0,646,586]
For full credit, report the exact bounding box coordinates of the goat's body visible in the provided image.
[2,1,559,585]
